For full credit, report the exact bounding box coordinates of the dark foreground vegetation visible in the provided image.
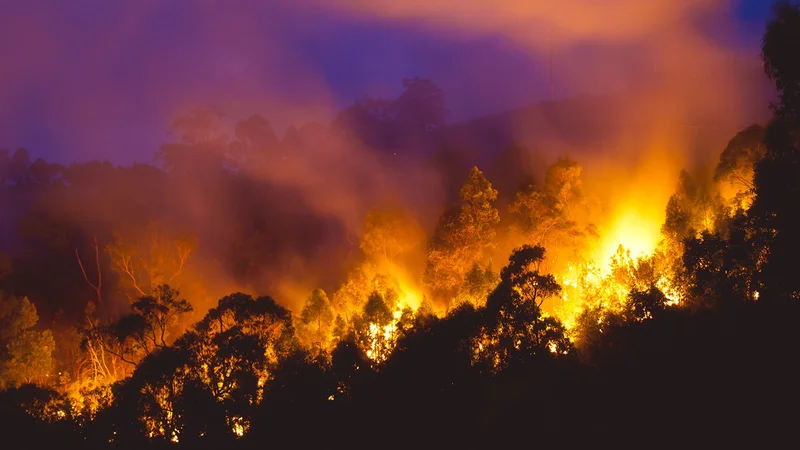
[3,2,800,448]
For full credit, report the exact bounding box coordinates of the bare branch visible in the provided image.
[93,236,102,291]
[168,244,192,284]
[76,237,103,304]
[110,250,147,297]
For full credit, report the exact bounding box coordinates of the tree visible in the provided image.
[228,114,279,166]
[424,167,499,301]
[333,77,447,148]
[353,291,397,364]
[190,293,295,411]
[333,97,396,148]
[5,148,31,185]
[662,170,727,244]
[509,158,596,268]
[475,245,572,372]
[626,285,667,321]
[714,124,766,192]
[129,285,193,349]
[298,289,335,353]
[0,295,55,388]
[105,224,194,300]
[454,262,499,308]
[3,329,56,388]
[491,245,562,310]
[194,293,294,363]
[100,285,193,367]
[359,202,423,265]
[762,1,800,119]
[394,77,448,132]
[0,294,38,347]
[749,1,800,300]
[157,107,230,176]
[74,236,103,304]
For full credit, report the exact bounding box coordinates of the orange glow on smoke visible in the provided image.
[594,209,662,270]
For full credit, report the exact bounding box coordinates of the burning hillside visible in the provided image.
[2,0,800,448]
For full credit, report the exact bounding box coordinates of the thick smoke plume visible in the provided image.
[0,0,772,320]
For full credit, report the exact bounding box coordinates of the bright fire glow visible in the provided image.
[594,210,662,269]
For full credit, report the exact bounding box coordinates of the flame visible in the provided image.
[229,416,249,438]
[383,261,425,311]
[594,210,662,270]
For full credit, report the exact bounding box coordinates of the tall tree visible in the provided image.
[475,245,571,372]
[298,289,335,353]
[714,124,767,193]
[105,223,194,300]
[424,167,499,302]
[750,1,800,300]
[352,291,397,364]
[0,295,55,388]
[509,158,596,268]
[97,285,193,367]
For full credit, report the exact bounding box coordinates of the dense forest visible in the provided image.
[2,2,800,448]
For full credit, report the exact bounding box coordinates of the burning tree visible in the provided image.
[104,293,294,444]
[424,166,500,305]
[79,284,193,385]
[474,245,572,373]
[509,158,597,270]
[352,291,397,364]
[714,124,766,208]
[296,288,335,354]
[0,294,55,389]
[105,224,195,301]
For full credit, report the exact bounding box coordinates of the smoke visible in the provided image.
[323,0,772,268]
[0,0,774,319]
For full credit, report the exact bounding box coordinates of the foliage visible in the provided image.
[5,14,800,446]
[661,170,727,244]
[352,291,397,364]
[750,0,800,300]
[297,289,335,353]
[475,245,572,372]
[105,225,195,300]
[509,158,596,269]
[424,166,500,300]
[0,295,55,389]
[454,262,499,308]
[714,124,766,192]
[334,77,447,148]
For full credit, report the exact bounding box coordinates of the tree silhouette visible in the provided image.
[750,0,800,301]
[714,124,766,192]
[476,245,572,372]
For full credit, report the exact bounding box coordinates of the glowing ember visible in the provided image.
[229,415,249,438]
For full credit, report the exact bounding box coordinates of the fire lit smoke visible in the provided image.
[0,1,784,443]
[1,0,772,368]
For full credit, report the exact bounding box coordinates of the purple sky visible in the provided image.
[0,0,775,164]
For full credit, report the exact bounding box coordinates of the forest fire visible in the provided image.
[3,0,800,448]
[0,120,762,444]
[595,210,662,266]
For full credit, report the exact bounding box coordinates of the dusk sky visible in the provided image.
[0,0,775,164]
